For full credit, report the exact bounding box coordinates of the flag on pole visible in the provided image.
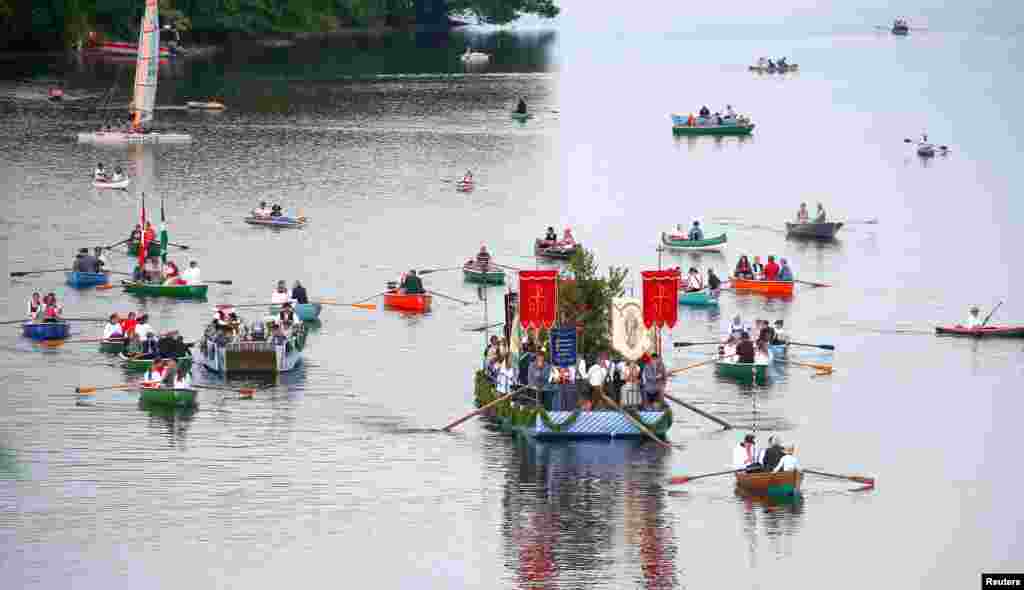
[138,192,148,271]
[159,195,168,265]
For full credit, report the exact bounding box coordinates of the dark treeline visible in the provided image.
[0,0,559,51]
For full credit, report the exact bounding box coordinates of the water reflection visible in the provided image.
[736,488,805,565]
[139,401,196,446]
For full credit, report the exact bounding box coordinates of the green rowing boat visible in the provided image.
[119,352,193,373]
[99,338,126,353]
[463,264,506,285]
[716,359,768,384]
[660,232,728,251]
[139,387,197,407]
[672,124,755,136]
[122,282,209,299]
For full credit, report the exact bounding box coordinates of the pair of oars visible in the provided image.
[675,341,835,351]
[224,300,376,311]
[668,468,875,487]
[75,382,261,399]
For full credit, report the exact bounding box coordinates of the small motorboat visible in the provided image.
[93,177,131,190]
[186,100,226,110]
[460,50,490,63]
[244,215,308,228]
[935,325,1024,338]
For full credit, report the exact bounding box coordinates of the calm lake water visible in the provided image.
[2,2,1022,588]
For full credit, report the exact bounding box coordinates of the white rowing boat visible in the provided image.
[93,177,132,189]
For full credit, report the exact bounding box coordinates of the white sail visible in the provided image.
[131,0,159,129]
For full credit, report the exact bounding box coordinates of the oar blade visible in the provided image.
[75,386,95,394]
[669,475,693,485]
[351,303,376,310]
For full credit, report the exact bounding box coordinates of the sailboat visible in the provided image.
[77,0,191,144]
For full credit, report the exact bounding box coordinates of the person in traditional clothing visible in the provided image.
[684,267,704,292]
[777,258,794,282]
[732,434,758,470]
[143,222,156,244]
[271,280,291,304]
[587,354,609,408]
[963,306,982,329]
[120,311,138,338]
[41,293,62,322]
[751,256,764,279]
[496,357,516,394]
[796,202,809,223]
[162,260,182,285]
[129,224,143,243]
[734,255,753,279]
[291,281,309,304]
[764,255,780,281]
[181,260,201,285]
[400,270,425,294]
[475,245,491,269]
[772,445,799,472]
[103,314,123,340]
[815,202,827,223]
[688,220,704,241]
[27,292,43,321]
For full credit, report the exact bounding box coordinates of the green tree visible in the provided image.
[557,248,628,360]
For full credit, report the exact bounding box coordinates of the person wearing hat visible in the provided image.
[772,444,799,473]
[733,433,758,470]
[271,280,291,304]
[777,258,794,282]
[964,306,982,329]
[400,269,425,294]
[688,220,704,241]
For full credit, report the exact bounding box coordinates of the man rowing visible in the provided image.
[253,201,271,218]
[963,306,982,329]
[475,245,491,269]
[515,97,527,114]
[815,202,827,222]
[684,267,704,293]
[181,261,201,285]
[688,220,704,241]
[72,248,101,273]
[542,226,558,245]
[94,163,108,181]
[291,281,308,304]
[399,269,426,294]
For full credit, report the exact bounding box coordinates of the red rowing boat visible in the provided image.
[383,291,432,313]
[935,325,1024,338]
[731,278,794,297]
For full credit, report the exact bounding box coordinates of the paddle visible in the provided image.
[595,389,674,450]
[785,360,833,375]
[668,468,745,485]
[787,341,836,351]
[10,268,71,277]
[105,238,131,250]
[205,280,233,285]
[75,383,133,394]
[669,355,729,376]
[803,469,875,487]
[844,218,879,225]
[795,279,831,288]
[427,290,474,306]
[106,270,134,276]
[673,341,721,348]
[465,322,504,332]
[662,393,733,429]
[51,338,108,344]
[60,317,109,323]
[316,299,376,310]
[350,291,389,305]
[441,388,522,431]
[168,242,190,250]
[981,301,1003,327]
[418,267,462,275]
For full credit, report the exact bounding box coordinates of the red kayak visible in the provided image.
[935,325,1024,338]
[383,291,432,313]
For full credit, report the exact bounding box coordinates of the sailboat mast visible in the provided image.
[131,0,159,131]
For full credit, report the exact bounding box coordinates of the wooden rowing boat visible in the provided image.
[244,216,308,228]
[383,291,432,313]
[678,290,718,306]
[139,386,197,407]
[463,262,505,285]
[66,271,110,288]
[935,325,1024,338]
[119,352,193,372]
[660,231,727,252]
[199,327,305,375]
[122,281,209,299]
[716,358,769,384]
[534,239,579,260]
[22,321,70,340]
[731,278,794,297]
[99,338,125,354]
[735,469,802,496]
[785,221,844,239]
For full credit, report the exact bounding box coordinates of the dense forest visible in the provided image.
[0,0,559,50]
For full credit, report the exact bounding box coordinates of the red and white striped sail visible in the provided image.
[131,0,160,130]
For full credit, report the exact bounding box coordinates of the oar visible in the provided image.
[60,317,109,322]
[316,299,376,310]
[105,270,134,276]
[418,267,462,275]
[465,322,504,332]
[785,360,833,375]
[803,469,875,487]
[191,384,258,397]
[663,393,733,429]
[350,291,389,305]
[75,383,133,394]
[205,280,233,285]
[441,388,523,431]
[843,218,878,225]
[104,238,131,250]
[981,301,1003,327]
[595,390,674,450]
[668,468,745,485]
[669,355,730,376]
[787,341,836,351]
[0,319,32,325]
[490,262,522,271]
[10,268,72,277]
[168,242,190,250]
[427,290,474,305]
[673,341,721,348]
[51,338,107,344]
[795,279,831,288]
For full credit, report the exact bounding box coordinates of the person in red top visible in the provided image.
[764,255,780,281]
[120,311,138,337]
[143,222,156,243]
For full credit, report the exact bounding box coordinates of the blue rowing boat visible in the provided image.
[22,321,70,340]
[65,271,110,288]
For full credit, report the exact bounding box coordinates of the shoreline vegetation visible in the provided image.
[0,0,560,52]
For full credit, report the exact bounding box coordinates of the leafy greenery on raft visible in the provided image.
[558,247,629,361]
[0,0,560,49]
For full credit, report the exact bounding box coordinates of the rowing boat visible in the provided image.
[731,278,794,297]
[199,324,305,375]
[534,239,579,260]
[678,290,718,306]
[122,281,209,299]
[748,63,799,73]
[511,112,532,121]
[670,114,755,136]
[735,469,802,496]
[119,352,193,372]
[127,240,162,258]
[22,321,70,340]
[716,358,769,384]
[785,222,844,240]
[935,325,1024,338]
[99,338,126,354]
[268,303,322,321]
[456,181,474,193]
[139,386,197,408]
[383,291,432,313]
[65,271,110,288]
[660,231,727,252]
[93,177,131,190]
[244,216,308,228]
[463,262,505,285]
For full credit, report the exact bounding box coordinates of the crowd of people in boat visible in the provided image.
[142,358,193,389]
[538,226,577,249]
[720,314,788,364]
[483,335,671,412]
[681,104,748,127]
[204,304,303,349]
[131,257,202,286]
[26,292,63,322]
[251,202,287,219]
[668,220,707,242]
[93,163,126,183]
[795,202,827,223]
[72,247,108,274]
[733,255,793,282]
[102,311,194,359]
[733,433,799,473]
[754,57,792,69]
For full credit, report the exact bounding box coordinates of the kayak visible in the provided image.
[679,290,718,306]
[99,338,126,354]
[383,291,432,313]
[731,278,795,297]
[935,325,1024,338]
[244,216,308,228]
[66,271,110,288]
[463,263,505,285]
[268,303,322,321]
[785,222,844,240]
[660,231,728,252]
[93,177,131,190]
[120,352,193,372]
[534,239,579,260]
[122,281,209,299]
[735,470,802,496]
[22,321,70,340]
[716,358,769,384]
[139,386,197,408]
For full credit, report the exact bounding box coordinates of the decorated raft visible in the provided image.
[199,313,306,375]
